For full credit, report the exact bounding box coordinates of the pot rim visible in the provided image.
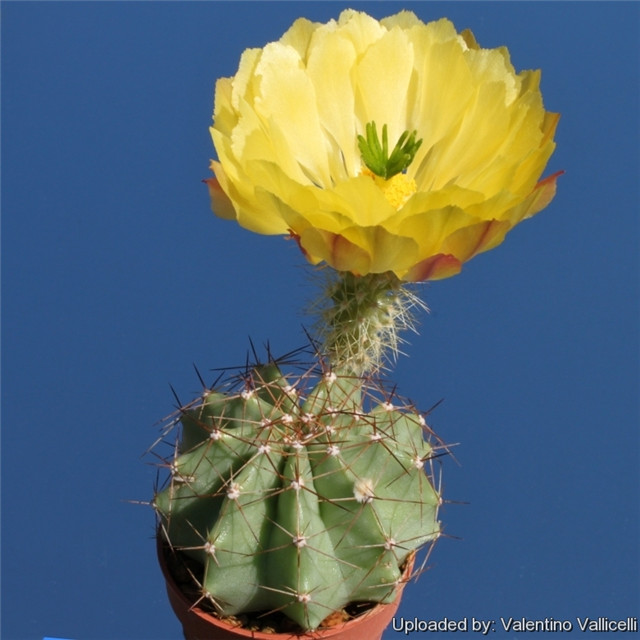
[157,533,415,639]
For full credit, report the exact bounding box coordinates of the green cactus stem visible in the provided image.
[154,359,442,632]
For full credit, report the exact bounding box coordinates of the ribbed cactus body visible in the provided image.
[154,363,441,631]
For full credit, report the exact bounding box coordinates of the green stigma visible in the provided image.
[357,121,423,180]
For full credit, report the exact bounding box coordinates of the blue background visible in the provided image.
[2,2,638,639]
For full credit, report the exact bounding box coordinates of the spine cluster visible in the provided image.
[315,271,427,375]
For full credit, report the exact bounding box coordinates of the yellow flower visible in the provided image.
[208,9,560,282]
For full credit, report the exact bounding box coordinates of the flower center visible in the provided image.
[362,168,417,209]
[357,121,422,180]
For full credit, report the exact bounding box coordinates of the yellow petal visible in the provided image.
[354,24,414,142]
[298,227,372,274]
[306,29,359,179]
[504,170,563,224]
[253,43,331,187]
[279,17,318,59]
[335,9,386,53]
[204,170,235,220]
[440,218,511,262]
[405,254,462,282]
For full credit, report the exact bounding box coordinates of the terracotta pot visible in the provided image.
[157,536,413,640]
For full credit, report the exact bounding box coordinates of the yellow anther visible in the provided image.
[362,168,416,209]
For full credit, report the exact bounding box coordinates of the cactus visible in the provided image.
[153,357,442,632]
[150,8,563,636]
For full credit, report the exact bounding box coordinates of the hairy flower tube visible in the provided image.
[207,9,560,283]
